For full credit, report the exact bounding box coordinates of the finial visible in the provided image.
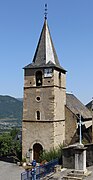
[44,4,48,20]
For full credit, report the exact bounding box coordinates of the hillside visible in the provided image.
[0,95,23,120]
[0,95,23,133]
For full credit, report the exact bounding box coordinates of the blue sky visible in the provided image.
[0,0,93,104]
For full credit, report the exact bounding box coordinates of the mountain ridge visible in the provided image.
[0,95,23,120]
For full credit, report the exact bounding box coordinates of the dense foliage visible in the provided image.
[0,128,22,161]
[39,144,63,163]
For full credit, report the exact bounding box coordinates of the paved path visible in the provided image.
[0,161,24,180]
[0,161,93,180]
[84,166,93,180]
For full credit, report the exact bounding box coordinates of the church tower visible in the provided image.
[22,12,66,161]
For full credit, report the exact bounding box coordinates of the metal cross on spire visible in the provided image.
[44,3,48,20]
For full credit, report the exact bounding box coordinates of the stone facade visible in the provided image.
[22,67,66,160]
[22,122,54,158]
[22,17,67,161]
[65,106,77,145]
[22,17,92,161]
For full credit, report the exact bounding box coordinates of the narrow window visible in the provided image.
[59,72,61,87]
[37,111,40,120]
[36,71,42,86]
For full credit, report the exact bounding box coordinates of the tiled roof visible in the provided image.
[66,93,92,120]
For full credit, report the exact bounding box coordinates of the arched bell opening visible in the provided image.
[36,71,42,86]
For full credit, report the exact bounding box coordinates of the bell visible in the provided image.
[38,79,41,84]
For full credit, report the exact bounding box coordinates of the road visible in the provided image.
[0,161,24,180]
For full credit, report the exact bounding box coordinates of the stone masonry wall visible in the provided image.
[54,121,65,148]
[22,67,66,160]
[23,87,55,121]
[65,106,77,145]
[22,121,54,158]
[62,143,93,169]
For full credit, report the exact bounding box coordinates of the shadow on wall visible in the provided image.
[69,125,92,145]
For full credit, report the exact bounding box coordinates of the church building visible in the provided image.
[22,9,92,162]
[22,14,66,161]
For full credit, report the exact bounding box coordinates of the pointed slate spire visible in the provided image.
[32,19,60,66]
[24,18,66,72]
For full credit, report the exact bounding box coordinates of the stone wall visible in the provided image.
[62,143,93,169]
[23,87,55,121]
[54,87,66,121]
[85,143,93,166]
[62,145,75,169]
[65,106,77,145]
[22,120,65,159]
[54,121,65,148]
[23,69,66,122]
[22,67,66,160]
[22,121,54,159]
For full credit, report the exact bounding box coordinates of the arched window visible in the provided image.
[36,71,42,86]
[36,111,40,120]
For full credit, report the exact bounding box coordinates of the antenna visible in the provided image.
[44,3,48,20]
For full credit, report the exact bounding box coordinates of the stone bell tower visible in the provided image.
[22,15,66,161]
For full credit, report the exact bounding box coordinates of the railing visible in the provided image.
[21,158,58,180]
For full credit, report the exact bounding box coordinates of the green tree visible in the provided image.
[10,128,19,139]
[0,128,22,160]
[0,133,13,156]
[12,140,22,160]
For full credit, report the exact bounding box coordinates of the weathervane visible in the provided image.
[44,3,48,19]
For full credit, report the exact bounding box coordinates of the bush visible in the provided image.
[39,144,63,163]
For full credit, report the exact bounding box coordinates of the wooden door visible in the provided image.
[33,143,43,162]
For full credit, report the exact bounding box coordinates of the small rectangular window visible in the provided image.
[36,111,40,120]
